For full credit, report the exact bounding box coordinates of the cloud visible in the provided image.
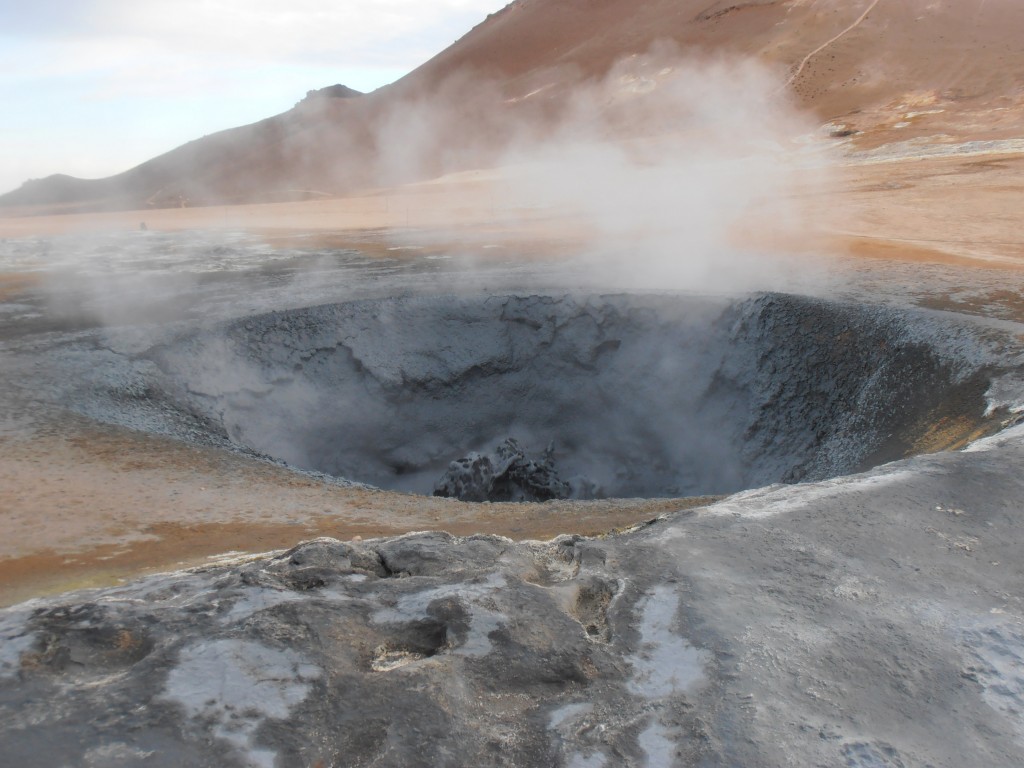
[3,0,510,69]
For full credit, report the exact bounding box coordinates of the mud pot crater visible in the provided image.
[89,292,1009,499]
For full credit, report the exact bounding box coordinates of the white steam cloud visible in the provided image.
[365,45,835,294]
[17,46,836,333]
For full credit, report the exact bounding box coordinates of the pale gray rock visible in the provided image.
[4,425,1024,766]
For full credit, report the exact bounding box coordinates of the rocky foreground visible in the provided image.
[2,423,1024,767]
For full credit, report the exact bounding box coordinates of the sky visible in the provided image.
[0,0,511,195]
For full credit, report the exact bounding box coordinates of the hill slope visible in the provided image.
[3,0,1022,212]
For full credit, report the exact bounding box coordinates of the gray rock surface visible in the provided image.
[434,437,573,501]
[3,423,1024,766]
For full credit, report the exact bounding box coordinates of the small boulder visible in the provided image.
[434,438,571,502]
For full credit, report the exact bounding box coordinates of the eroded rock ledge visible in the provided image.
[3,426,1024,767]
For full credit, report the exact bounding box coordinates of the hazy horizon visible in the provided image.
[0,0,510,195]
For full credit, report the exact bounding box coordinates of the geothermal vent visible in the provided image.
[123,292,995,500]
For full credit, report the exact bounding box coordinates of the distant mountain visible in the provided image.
[0,86,380,213]
[300,84,364,102]
[4,0,1022,212]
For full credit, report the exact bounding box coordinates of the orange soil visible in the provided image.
[4,148,1023,269]
[0,418,712,606]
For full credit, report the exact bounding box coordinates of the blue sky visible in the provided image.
[0,0,509,194]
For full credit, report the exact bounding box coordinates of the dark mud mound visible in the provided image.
[434,437,573,502]
[119,292,1002,499]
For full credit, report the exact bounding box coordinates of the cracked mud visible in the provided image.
[38,291,1014,500]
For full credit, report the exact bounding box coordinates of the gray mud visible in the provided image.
[37,290,1014,499]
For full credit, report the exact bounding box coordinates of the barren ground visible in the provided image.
[1,144,1022,607]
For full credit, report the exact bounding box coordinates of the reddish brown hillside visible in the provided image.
[3,0,1022,211]
[404,0,1024,143]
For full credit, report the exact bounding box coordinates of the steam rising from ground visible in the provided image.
[8,48,836,330]
[373,47,833,293]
